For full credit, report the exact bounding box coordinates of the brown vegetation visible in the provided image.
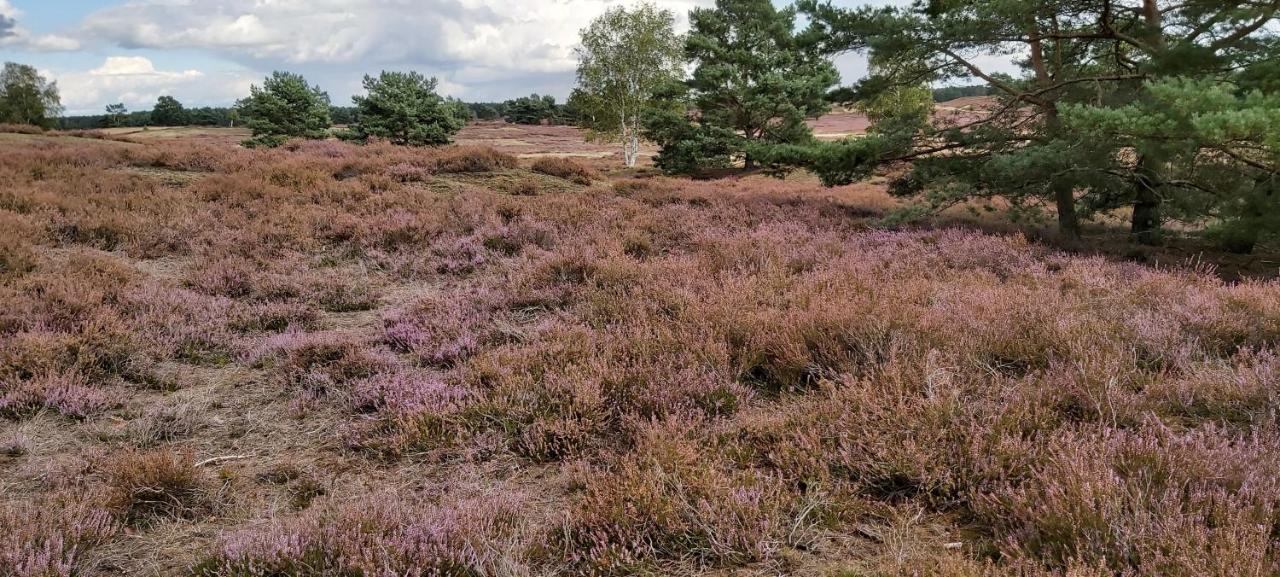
[0,132,1277,576]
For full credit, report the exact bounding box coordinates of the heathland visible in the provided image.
[1,118,1278,576]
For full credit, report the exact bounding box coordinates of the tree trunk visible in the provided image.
[1131,155,1162,244]
[1053,180,1081,240]
[1029,19,1079,240]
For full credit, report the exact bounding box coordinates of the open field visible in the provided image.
[1,124,1279,577]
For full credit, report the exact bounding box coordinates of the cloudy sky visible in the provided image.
[0,0,926,116]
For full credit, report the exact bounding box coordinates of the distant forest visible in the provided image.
[58,86,993,130]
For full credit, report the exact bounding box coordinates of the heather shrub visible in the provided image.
[256,331,396,396]
[2,131,1280,576]
[342,369,474,454]
[384,288,505,367]
[0,239,37,277]
[557,421,804,574]
[0,123,45,135]
[307,275,380,313]
[194,493,533,576]
[101,449,212,525]
[531,157,598,185]
[0,495,118,577]
[0,370,118,420]
[431,146,518,173]
[229,301,319,333]
[977,423,1280,576]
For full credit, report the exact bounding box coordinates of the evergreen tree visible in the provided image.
[502,94,560,125]
[237,71,332,148]
[103,103,128,128]
[645,0,839,172]
[346,71,463,146]
[780,0,1279,245]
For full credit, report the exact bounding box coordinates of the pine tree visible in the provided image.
[237,71,332,148]
[645,0,839,173]
[346,71,463,146]
[782,0,1279,246]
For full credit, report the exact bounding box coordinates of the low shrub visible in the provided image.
[256,331,396,396]
[431,146,518,173]
[101,449,211,525]
[0,123,45,135]
[556,421,805,574]
[0,370,118,420]
[193,493,533,576]
[532,157,598,185]
[0,494,118,577]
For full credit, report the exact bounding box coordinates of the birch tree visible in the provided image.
[573,3,684,168]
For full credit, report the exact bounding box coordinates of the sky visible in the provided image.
[0,0,975,116]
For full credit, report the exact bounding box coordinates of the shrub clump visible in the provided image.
[531,157,598,185]
[101,449,211,526]
[0,495,118,577]
[556,422,805,574]
[431,146,518,173]
[193,493,532,576]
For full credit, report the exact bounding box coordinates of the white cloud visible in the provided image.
[0,0,81,51]
[81,0,710,74]
[50,56,253,115]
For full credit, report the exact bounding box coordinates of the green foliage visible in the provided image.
[0,62,61,128]
[471,103,501,121]
[237,71,332,148]
[151,96,188,127]
[574,2,685,167]
[789,0,1280,246]
[931,84,994,102]
[502,94,561,125]
[443,98,474,126]
[346,71,464,146]
[644,0,839,173]
[1062,77,1280,252]
[103,103,127,128]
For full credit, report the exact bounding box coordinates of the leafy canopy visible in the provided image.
[151,95,188,127]
[0,62,62,129]
[572,2,685,167]
[502,94,562,125]
[775,0,1280,248]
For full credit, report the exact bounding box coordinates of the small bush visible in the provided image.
[431,146,518,173]
[556,422,803,574]
[101,449,211,525]
[0,123,45,135]
[0,495,118,577]
[257,331,395,396]
[532,157,597,185]
[193,493,532,576]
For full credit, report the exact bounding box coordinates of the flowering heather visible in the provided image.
[0,496,117,577]
[195,493,532,577]
[0,131,1278,576]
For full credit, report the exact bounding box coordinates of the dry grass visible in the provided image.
[0,132,1277,576]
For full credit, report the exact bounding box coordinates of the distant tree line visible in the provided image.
[930,85,994,102]
[465,95,579,126]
